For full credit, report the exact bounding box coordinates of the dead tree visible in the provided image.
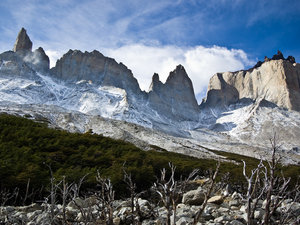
[123,168,143,225]
[0,187,19,206]
[68,174,92,225]
[242,159,267,225]
[43,163,62,224]
[193,161,220,225]
[263,135,292,225]
[58,176,74,225]
[242,133,300,225]
[153,162,198,225]
[277,185,300,224]
[96,171,115,225]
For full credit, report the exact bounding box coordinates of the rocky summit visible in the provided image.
[0,28,300,164]
[50,49,142,96]
[148,65,200,121]
[202,52,300,111]
[13,27,33,52]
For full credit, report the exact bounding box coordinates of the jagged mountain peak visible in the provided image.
[148,65,200,122]
[165,64,190,84]
[254,50,296,69]
[148,73,162,92]
[50,48,142,98]
[63,49,105,59]
[152,72,160,82]
[13,28,32,52]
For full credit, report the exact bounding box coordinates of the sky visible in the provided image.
[0,0,299,101]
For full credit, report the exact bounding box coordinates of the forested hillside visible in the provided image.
[0,113,298,204]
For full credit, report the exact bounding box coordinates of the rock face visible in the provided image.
[148,65,200,121]
[31,47,50,72]
[202,54,300,111]
[13,28,32,52]
[50,50,142,96]
[0,51,38,79]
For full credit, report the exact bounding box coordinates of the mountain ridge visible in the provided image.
[1,28,300,164]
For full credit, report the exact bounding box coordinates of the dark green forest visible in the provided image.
[0,113,299,203]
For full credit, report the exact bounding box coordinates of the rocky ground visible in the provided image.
[1,180,299,225]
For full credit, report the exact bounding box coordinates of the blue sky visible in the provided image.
[0,0,299,101]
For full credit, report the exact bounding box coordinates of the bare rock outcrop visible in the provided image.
[23,47,50,73]
[50,50,142,96]
[13,28,32,52]
[202,53,300,111]
[148,65,200,121]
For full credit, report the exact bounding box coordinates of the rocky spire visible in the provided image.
[149,73,162,92]
[165,65,191,85]
[148,65,200,121]
[13,28,32,52]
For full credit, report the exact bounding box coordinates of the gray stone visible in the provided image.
[27,209,42,220]
[67,196,96,209]
[240,205,247,213]
[228,220,245,225]
[182,187,205,205]
[113,217,121,225]
[218,207,230,213]
[142,219,158,225]
[176,216,193,225]
[230,206,240,210]
[229,199,240,207]
[214,215,232,223]
[208,195,223,204]
[254,208,265,220]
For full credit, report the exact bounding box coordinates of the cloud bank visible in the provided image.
[47,44,252,102]
[104,44,253,101]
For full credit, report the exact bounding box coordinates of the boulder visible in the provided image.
[113,217,121,225]
[207,195,223,205]
[182,187,205,205]
[229,199,240,207]
[214,215,232,223]
[176,216,193,225]
[254,208,265,220]
[67,196,96,209]
[228,220,245,225]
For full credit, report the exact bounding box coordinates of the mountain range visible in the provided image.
[1,28,300,164]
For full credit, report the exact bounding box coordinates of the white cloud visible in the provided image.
[1,1,255,103]
[103,44,254,102]
[45,50,64,68]
[45,44,253,102]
